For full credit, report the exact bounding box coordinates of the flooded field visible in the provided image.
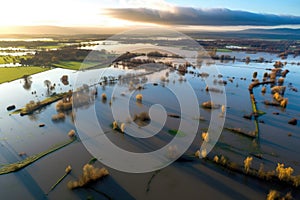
[0,39,300,200]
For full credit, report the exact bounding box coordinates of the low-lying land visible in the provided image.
[52,61,102,70]
[0,66,50,84]
[0,55,31,64]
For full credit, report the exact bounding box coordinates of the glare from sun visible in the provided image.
[0,0,140,27]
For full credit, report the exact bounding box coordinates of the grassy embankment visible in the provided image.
[53,61,106,70]
[0,137,76,175]
[0,66,50,84]
[11,92,69,116]
[217,48,232,52]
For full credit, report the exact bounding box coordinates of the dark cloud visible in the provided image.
[106,7,300,26]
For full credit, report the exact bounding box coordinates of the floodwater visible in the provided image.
[0,47,36,56]
[0,49,299,199]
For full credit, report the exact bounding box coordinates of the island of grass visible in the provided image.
[0,66,50,84]
[168,129,186,137]
[11,91,70,116]
[217,48,233,52]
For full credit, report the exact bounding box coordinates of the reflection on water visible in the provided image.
[22,75,32,90]
[0,48,299,198]
[0,52,35,56]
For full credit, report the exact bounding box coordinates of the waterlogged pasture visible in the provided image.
[0,49,299,199]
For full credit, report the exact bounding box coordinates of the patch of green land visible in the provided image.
[0,55,32,64]
[0,66,50,84]
[217,48,232,52]
[52,61,101,70]
[0,56,15,64]
[168,129,186,137]
[11,91,70,116]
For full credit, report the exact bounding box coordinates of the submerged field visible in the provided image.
[0,37,300,200]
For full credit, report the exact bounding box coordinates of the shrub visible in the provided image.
[274,61,284,68]
[266,190,293,200]
[271,86,286,95]
[136,94,143,102]
[220,155,227,165]
[195,150,200,158]
[273,92,283,102]
[201,101,221,109]
[276,163,294,181]
[253,71,258,79]
[120,123,125,133]
[292,175,300,187]
[112,121,118,130]
[280,98,288,108]
[201,132,209,142]
[65,165,72,173]
[266,190,280,200]
[68,130,76,138]
[67,164,109,189]
[244,156,253,173]
[201,149,207,158]
[56,100,72,111]
[52,113,66,121]
[221,105,226,114]
[213,156,219,163]
[101,93,107,101]
[278,77,285,84]
[272,92,288,108]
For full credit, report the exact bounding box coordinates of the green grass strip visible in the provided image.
[217,48,232,52]
[168,129,186,137]
[249,94,260,136]
[146,170,161,192]
[0,137,76,175]
[0,66,50,84]
[52,61,100,70]
[47,172,69,194]
[250,96,258,114]
[11,92,68,116]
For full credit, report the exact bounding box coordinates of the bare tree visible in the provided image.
[23,75,32,90]
[44,80,52,94]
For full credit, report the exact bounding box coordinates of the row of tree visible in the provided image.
[20,47,111,67]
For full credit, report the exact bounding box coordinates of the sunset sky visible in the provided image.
[0,0,300,33]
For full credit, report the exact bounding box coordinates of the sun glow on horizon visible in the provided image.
[0,0,147,28]
[1,0,299,34]
[0,0,172,34]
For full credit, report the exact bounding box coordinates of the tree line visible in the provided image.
[20,47,111,67]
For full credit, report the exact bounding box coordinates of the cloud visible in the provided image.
[119,0,174,11]
[106,7,300,26]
